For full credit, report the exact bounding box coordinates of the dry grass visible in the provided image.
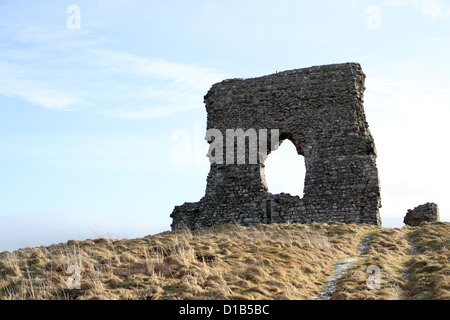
[331,227,410,300]
[0,222,448,300]
[405,222,450,300]
[326,222,449,300]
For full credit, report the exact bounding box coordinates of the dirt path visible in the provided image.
[313,234,373,300]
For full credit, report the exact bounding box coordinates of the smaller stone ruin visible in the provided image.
[404,203,440,226]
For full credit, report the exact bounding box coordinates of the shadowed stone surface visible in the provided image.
[171,63,381,230]
[404,203,440,226]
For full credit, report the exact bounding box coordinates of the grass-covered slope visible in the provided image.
[0,222,448,300]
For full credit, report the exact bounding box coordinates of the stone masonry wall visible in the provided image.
[404,203,440,226]
[171,63,381,230]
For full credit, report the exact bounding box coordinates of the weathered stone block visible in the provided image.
[404,203,440,226]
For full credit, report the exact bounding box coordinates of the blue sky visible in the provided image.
[1,0,449,251]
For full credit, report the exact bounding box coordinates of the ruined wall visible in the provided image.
[404,203,440,226]
[171,63,381,230]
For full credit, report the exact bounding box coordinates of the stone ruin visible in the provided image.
[404,203,440,226]
[171,63,382,230]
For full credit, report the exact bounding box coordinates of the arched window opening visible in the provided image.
[263,139,306,197]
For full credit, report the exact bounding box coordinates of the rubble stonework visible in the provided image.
[171,63,382,230]
[404,203,440,226]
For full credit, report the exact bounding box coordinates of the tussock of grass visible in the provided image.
[405,222,450,300]
[331,227,410,300]
[0,222,448,300]
[325,222,449,300]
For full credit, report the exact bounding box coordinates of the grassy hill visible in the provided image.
[0,221,448,300]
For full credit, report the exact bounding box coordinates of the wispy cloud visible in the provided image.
[91,49,231,92]
[386,0,450,20]
[0,62,85,111]
[0,7,232,119]
[0,78,84,111]
[87,49,232,120]
[0,22,231,119]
